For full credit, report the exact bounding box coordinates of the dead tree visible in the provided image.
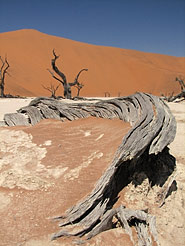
[42,83,60,99]
[48,49,88,99]
[161,77,185,102]
[176,77,185,91]
[105,92,110,97]
[0,56,10,97]
[3,93,177,246]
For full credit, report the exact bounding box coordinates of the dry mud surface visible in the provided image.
[0,99,184,246]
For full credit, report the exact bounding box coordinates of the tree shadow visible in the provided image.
[107,146,177,208]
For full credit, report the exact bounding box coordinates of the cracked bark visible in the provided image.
[3,93,177,245]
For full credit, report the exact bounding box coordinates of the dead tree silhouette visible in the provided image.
[42,83,60,99]
[161,76,185,102]
[48,49,88,99]
[0,56,10,97]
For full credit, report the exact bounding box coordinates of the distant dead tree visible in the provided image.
[176,77,185,91]
[104,92,110,97]
[161,76,185,102]
[48,49,88,99]
[0,56,10,97]
[42,83,61,99]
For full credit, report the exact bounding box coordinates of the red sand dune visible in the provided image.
[0,29,184,97]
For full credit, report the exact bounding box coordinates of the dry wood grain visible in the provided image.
[3,92,177,245]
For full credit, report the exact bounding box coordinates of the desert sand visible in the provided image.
[0,29,184,97]
[0,97,184,246]
[0,29,185,246]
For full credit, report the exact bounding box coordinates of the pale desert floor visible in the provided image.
[0,98,34,121]
[0,97,184,246]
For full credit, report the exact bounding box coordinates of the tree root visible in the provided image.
[52,206,160,246]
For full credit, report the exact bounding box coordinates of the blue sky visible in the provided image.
[1,0,185,57]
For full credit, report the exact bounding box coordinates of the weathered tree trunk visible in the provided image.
[3,93,177,245]
[63,83,72,99]
[0,56,10,98]
[161,77,185,102]
[0,82,5,97]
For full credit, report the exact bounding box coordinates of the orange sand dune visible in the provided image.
[0,29,184,97]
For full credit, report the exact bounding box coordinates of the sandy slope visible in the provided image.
[0,29,184,97]
[0,98,184,246]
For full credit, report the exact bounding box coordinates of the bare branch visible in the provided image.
[47,68,64,85]
[69,68,88,86]
[42,82,61,98]
[176,77,185,91]
[4,57,10,73]
[53,83,61,92]
[74,68,88,83]
[0,55,10,97]
[53,49,60,60]
[161,77,185,102]
[51,49,67,84]
[42,84,52,93]
[74,82,84,97]
[0,56,5,71]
